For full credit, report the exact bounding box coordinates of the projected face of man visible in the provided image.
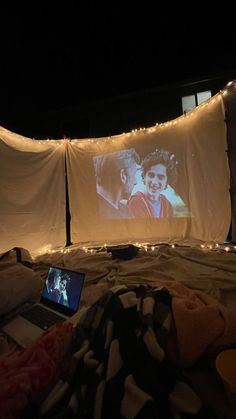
[144,164,167,201]
[122,163,137,200]
[59,279,67,291]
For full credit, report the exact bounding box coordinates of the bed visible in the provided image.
[1,243,236,418]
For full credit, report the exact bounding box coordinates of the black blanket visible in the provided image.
[28,285,215,419]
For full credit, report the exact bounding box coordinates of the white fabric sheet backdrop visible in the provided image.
[67,93,231,247]
[0,127,66,255]
[0,93,231,255]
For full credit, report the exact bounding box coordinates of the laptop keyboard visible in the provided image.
[21,305,66,330]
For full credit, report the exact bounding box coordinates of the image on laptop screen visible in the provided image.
[41,266,85,312]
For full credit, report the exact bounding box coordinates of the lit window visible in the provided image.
[182,90,212,113]
[182,95,196,113]
[197,91,211,105]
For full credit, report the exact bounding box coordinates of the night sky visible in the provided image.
[0,3,235,134]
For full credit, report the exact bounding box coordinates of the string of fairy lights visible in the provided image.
[35,241,236,258]
[0,80,235,148]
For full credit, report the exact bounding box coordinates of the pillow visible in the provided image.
[0,247,33,267]
[0,262,43,317]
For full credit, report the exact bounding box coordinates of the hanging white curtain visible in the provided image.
[67,93,231,247]
[0,127,66,255]
[0,93,231,254]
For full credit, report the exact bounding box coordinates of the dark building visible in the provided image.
[7,69,234,140]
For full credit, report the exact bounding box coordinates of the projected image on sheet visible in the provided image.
[93,148,190,219]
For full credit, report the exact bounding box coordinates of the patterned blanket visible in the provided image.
[26,285,214,419]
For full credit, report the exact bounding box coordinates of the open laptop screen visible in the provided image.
[41,266,85,316]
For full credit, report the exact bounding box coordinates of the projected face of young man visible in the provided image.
[144,164,167,201]
[59,279,67,291]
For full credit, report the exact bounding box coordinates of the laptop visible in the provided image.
[2,266,85,348]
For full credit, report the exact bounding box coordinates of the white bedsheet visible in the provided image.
[34,244,236,315]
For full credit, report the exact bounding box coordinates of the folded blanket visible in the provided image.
[162,281,236,367]
[0,322,73,419]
